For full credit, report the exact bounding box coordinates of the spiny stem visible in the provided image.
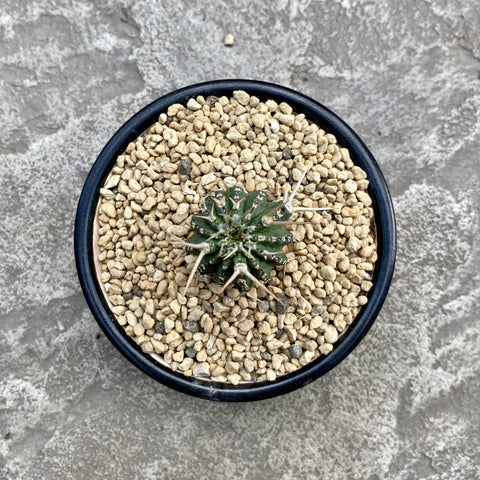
[180,184,301,295]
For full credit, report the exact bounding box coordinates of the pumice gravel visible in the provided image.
[96,90,377,384]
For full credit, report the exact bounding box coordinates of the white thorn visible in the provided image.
[290,206,331,213]
[183,246,209,295]
[195,212,215,222]
[171,240,210,250]
[263,217,324,226]
[245,292,257,301]
[205,230,223,241]
[219,269,241,294]
[171,248,186,266]
[262,250,285,256]
[222,245,239,260]
[284,162,313,209]
[234,263,281,302]
[262,201,286,220]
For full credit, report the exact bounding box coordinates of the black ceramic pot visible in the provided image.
[75,80,396,401]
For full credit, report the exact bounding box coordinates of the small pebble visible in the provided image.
[227,373,241,385]
[178,159,192,176]
[252,114,266,129]
[238,319,255,333]
[201,173,216,187]
[187,309,203,322]
[270,119,280,133]
[324,324,339,343]
[266,369,277,381]
[275,296,289,315]
[299,350,314,366]
[289,345,303,359]
[344,179,358,193]
[224,34,235,46]
[185,347,197,358]
[258,300,270,313]
[282,147,292,159]
[320,265,336,281]
[187,98,202,111]
[193,362,211,377]
[101,203,116,218]
[206,95,219,107]
[179,357,194,371]
[185,320,200,333]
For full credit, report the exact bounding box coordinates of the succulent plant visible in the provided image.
[173,163,329,297]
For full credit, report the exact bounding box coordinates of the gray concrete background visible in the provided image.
[1,1,479,479]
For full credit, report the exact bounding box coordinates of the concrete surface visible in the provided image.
[1,1,479,479]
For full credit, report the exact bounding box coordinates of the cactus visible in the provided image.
[172,163,329,297]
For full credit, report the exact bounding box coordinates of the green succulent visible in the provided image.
[173,163,328,297]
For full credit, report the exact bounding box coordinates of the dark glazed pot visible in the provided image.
[75,80,396,401]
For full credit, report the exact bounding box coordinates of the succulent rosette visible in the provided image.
[173,164,328,297]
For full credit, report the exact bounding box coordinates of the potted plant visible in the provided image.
[75,80,395,401]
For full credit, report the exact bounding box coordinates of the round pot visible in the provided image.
[75,79,396,401]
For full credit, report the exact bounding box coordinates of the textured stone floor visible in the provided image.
[1,1,479,479]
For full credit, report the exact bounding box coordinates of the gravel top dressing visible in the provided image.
[95,91,377,384]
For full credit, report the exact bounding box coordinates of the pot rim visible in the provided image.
[74,79,396,401]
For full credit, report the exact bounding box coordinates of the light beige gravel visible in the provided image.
[96,90,377,383]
